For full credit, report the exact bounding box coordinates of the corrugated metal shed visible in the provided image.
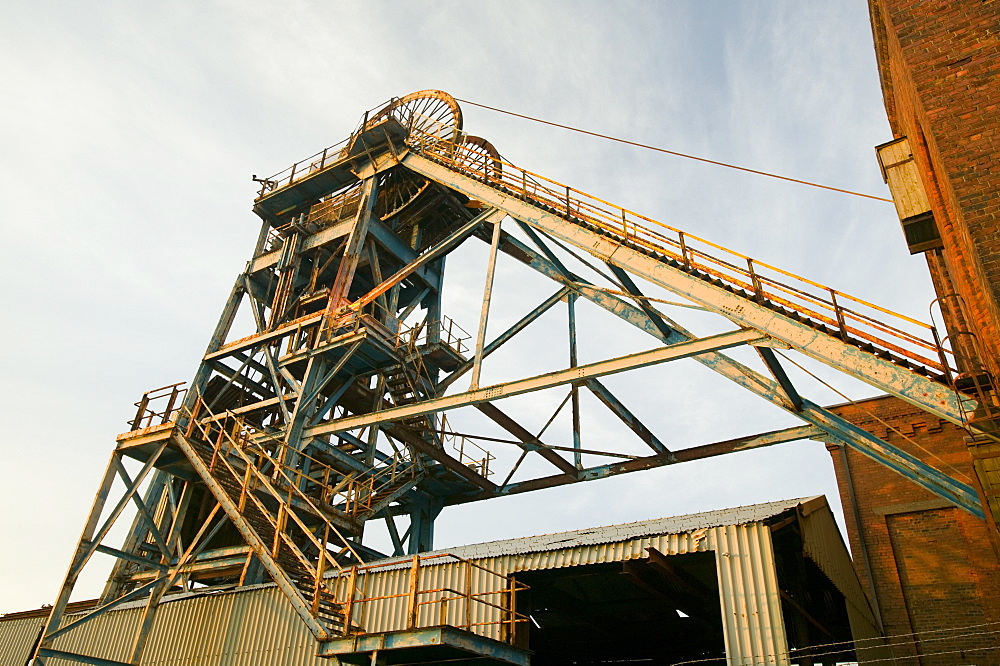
[423,496,809,561]
[0,614,44,666]
[1,496,877,666]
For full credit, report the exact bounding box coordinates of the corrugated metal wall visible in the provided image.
[799,501,877,629]
[1,520,797,665]
[798,502,893,664]
[15,587,330,666]
[711,523,789,665]
[0,615,44,666]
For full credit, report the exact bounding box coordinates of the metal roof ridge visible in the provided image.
[366,495,827,567]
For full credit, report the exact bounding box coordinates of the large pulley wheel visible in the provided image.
[455,135,502,181]
[368,90,463,143]
[375,168,432,220]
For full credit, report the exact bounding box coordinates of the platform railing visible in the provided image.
[337,553,528,643]
[256,96,466,198]
[250,99,957,381]
[439,414,494,478]
[398,315,471,356]
[256,136,353,195]
[128,382,187,430]
[405,126,956,380]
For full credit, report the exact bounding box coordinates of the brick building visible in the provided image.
[870,0,1000,369]
[827,397,999,665]
[822,1,1000,663]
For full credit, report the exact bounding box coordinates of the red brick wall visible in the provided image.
[827,396,1000,665]
[869,0,1000,375]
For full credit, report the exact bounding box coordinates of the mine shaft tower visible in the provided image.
[34,90,1000,665]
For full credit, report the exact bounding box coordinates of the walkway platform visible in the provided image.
[317,626,531,665]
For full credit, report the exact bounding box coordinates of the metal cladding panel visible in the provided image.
[712,523,790,666]
[48,603,140,664]
[42,587,325,666]
[138,587,322,666]
[0,615,45,665]
[342,564,409,636]
[797,501,893,662]
[797,500,879,630]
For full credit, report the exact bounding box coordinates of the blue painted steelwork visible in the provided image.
[402,153,969,427]
[36,91,991,665]
[481,231,983,516]
[318,626,531,665]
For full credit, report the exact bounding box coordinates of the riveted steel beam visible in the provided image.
[402,153,965,426]
[305,329,764,437]
[484,228,982,516]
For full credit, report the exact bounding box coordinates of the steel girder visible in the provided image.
[36,92,991,665]
[395,151,982,517]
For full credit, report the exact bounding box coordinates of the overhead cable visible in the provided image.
[456,98,893,204]
[669,619,1000,665]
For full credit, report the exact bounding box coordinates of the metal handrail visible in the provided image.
[128,382,187,430]
[338,553,528,643]
[251,97,956,380]
[405,126,955,378]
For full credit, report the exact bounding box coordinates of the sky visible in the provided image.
[0,0,938,614]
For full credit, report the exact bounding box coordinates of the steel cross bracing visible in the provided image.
[34,90,998,665]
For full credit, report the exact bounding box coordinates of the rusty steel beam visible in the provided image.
[470,217,505,390]
[475,403,578,476]
[305,329,765,438]
[327,176,379,312]
[671,424,824,463]
[457,423,820,502]
[403,152,967,425]
[756,346,803,411]
[584,378,671,457]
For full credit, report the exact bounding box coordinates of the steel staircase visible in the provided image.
[177,409,358,639]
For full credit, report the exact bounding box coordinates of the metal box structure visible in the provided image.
[876,137,942,254]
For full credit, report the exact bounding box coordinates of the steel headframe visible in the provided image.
[34,90,996,665]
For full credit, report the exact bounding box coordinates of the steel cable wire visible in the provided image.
[456,98,894,203]
[669,620,1000,665]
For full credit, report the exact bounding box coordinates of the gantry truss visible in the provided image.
[33,90,1000,665]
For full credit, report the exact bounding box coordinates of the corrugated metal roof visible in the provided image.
[418,496,816,562]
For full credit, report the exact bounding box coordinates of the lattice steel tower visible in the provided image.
[33,90,1000,665]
